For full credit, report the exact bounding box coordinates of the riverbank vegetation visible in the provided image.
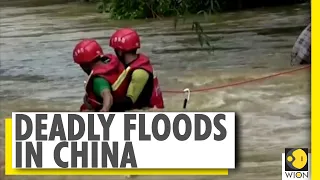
[95,0,308,49]
[1,0,308,49]
[3,0,309,19]
[98,0,309,20]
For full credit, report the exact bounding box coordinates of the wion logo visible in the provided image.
[282,148,310,180]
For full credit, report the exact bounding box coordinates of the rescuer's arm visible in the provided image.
[111,69,150,111]
[93,77,113,112]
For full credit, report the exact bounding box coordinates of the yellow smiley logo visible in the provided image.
[286,148,307,170]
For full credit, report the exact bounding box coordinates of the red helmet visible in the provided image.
[73,39,104,64]
[109,28,140,52]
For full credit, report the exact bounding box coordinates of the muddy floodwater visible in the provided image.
[0,2,311,180]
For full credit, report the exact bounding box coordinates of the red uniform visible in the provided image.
[81,53,164,111]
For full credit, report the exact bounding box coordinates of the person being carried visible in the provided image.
[108,28,164,112]
[73,38,164,112]
[73,39,118,112]
[291,23,311,66]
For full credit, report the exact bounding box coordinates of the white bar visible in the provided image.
[11,112,235,169]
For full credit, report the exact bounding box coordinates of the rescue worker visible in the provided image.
[73,39,117,112]
[73,38,164,112]
[108,28,164,111]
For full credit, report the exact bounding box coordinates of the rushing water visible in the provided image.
[0,2,311,180]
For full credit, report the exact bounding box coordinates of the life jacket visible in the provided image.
[83,53,128,111]
[118,53,164,109]
[81,53,164,111]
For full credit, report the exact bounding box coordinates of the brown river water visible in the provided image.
[0,2,311,180]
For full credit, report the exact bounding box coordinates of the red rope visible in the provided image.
[162,65,311,93]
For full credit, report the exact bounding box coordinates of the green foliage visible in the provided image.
[104,0,309,20]
[107,0,177,19]
[93,0,309,50]
[96,0,110,13]
[191,21,214,50]
[102,0,221,49]
[105,0,222,19]
[109,0,148,19]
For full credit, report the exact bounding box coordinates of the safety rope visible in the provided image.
[163,65,311,94]
[169,65,311,109]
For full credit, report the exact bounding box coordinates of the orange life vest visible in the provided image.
[81,53,164,111]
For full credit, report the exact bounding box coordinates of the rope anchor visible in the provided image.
[183,88,191,109]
